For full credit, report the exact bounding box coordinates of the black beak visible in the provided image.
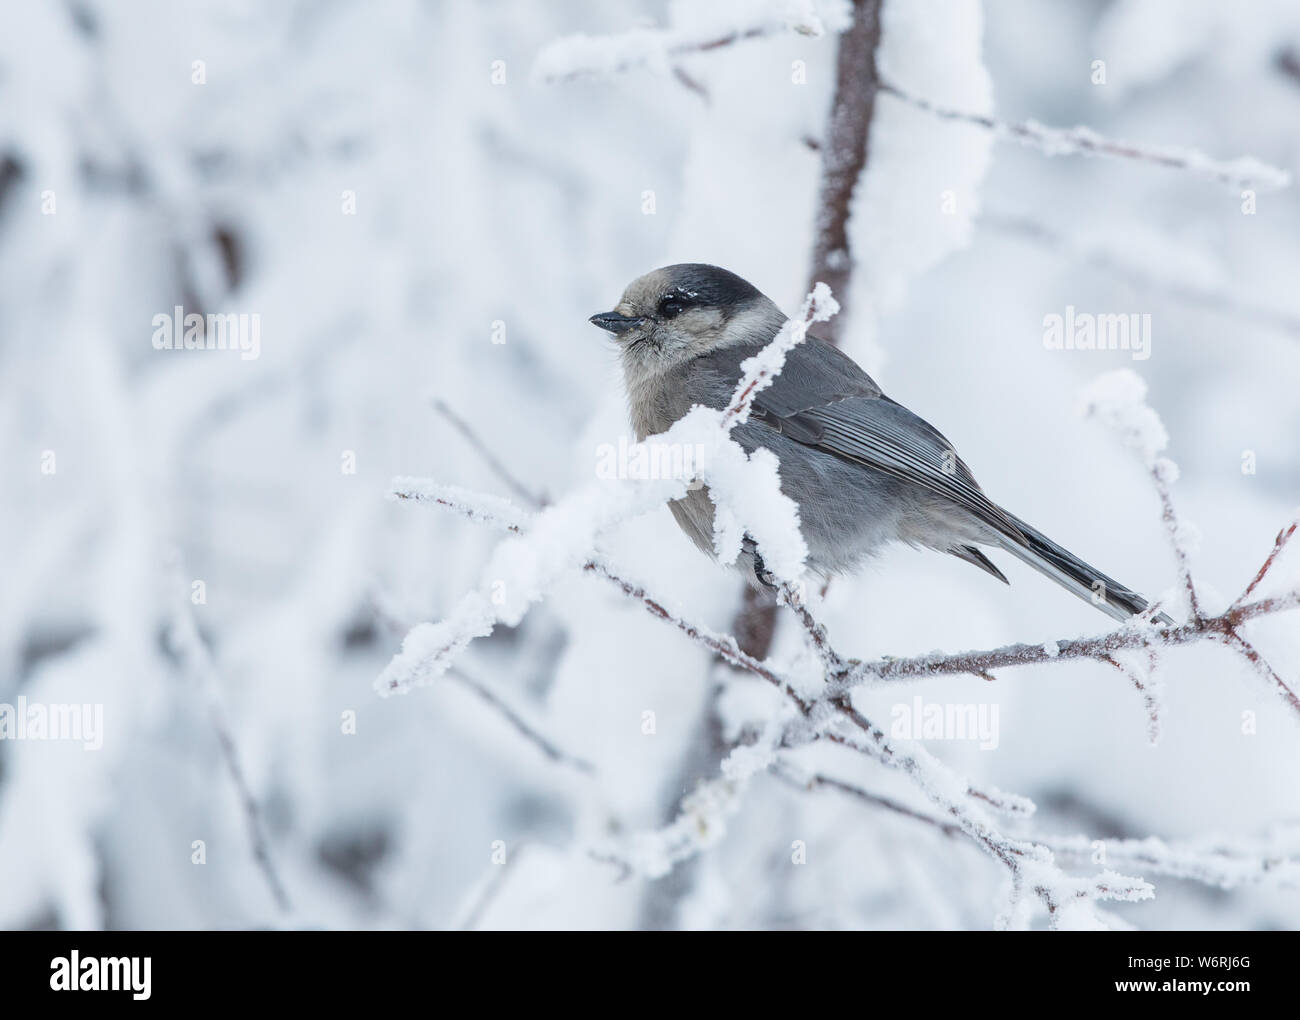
[589,311,644,335]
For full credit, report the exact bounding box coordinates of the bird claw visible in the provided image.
[752,549,780,592]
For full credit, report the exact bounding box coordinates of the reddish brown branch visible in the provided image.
[846,594,1296,683]
[1151,460,1201,619]
[806,0,882,345]
[1222,632,1300,716]
[1234,516,1299,609]
[1101,652,1160,743]
[735,0,882,662]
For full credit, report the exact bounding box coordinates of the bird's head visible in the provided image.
[590,263,783,376]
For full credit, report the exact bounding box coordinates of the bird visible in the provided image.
[589,263,1168,624]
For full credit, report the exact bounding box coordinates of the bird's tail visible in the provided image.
[993,511,1170,624]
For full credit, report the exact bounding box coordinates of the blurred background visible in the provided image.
[2,0,1299,930]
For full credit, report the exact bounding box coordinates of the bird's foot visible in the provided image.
[752,549,780,592]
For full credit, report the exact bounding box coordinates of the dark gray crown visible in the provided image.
[657,264,764,308]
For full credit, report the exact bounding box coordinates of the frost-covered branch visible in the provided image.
[386,381,1299,924]
[391,479,530,533]
[1045,827,1300,891]
[604,689,1150,926]
[760,376,1300,719]
[787,766,1300,892]
[377,287,836,696]
[721,283,838,431]
[731,0,882,668]
[876,80,1290,191]
[532,7,1289,193]
[389,484,794,693]
[394,487,1295,925]
[1101,650,1161,743]
[164,592,292,914]
[841,590,1298,687]
[385,300,1295,930]
[776,753,1154,927]
[449,666,596,776]
[433,399,548,507]
[806,0,882,344]
[531,3,825,84]
[1235,518,1299,609]
[384,485,1155,925]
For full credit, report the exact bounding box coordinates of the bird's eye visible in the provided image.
[658,295,687,319]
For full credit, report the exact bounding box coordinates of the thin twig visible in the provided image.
[165,597,292,914]
[843,594,1297,686]
[780,582,847,679]
[790,766,1300,891]
[449,666,596,775]
[1221,631,1300,716]
[456,843,526,931]
[433,399,547,507]
[1234,515,1299,608]
[533,21,820,85]
[877,80,1289,191]
[1101,652,1161,743]
[1150,458,1201,619]
[771,760,963,837]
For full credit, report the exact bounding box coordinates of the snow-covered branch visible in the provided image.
[377,287,837,697]
[722,0,882,674]
[830,375,1300,717]
[721,282,838,431]
[787,766,1300,892]
[533,10,1289,193]
[876,80,1290,192]
[805,0,882,344]
[531,2,826,84]
[841,590,1298,690]
[383,355,1299,927]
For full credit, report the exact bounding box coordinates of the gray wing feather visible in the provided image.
[686,335,1163,622]
[747,338,1026,543]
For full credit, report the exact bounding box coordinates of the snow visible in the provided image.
[849,0,994,369]
[1094,0,1300,102]
[1077,369,1169,468]
[3,0,1299,933]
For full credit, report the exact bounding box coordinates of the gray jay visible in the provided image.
[590,263,1167,624]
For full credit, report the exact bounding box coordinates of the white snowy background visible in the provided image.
[2,0,1299,930]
